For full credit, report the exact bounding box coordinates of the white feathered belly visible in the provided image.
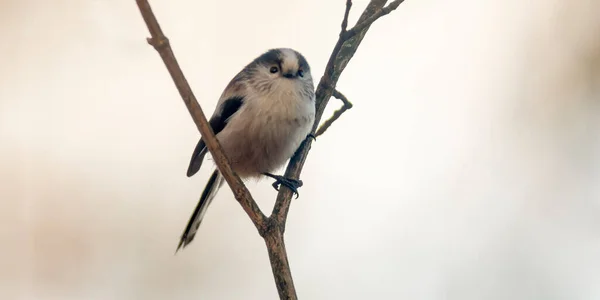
[217,92,315,178]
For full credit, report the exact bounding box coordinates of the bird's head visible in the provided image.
[247,48,314,95]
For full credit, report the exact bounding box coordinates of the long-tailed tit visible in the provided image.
[176,48,316,251]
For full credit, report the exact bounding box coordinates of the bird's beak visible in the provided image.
[283,72,295,79]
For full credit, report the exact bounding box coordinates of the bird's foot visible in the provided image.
[263,172,303,199]
[307,133,316,141]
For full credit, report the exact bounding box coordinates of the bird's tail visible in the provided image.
[176,169,225,252]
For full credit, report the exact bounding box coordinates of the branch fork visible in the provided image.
[135,0,404,299]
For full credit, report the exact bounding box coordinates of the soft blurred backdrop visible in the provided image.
[1,0,600,299]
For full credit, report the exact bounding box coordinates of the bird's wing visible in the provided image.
[186,95,245,177]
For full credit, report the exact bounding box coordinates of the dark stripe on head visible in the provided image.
[251,48,310,71]
[254,49,283,68]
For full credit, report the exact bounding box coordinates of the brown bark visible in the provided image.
[135,0,267,233]
[264,223,296,299]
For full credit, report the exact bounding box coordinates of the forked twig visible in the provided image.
[135,0,405,299]
[315,90,353,137]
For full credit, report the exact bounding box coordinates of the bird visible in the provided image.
[176,48,316,252]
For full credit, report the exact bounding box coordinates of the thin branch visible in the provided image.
[135,0,267,232]
[341,0,352,33]
[344,0,405,40]
[315,89,353,137]
[272,0,404,230]
[333,89,352,108]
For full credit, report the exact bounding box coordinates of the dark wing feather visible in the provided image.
[186,96,244,177]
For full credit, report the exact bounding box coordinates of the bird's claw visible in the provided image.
[307,133,316,141]
[264,173,303,199]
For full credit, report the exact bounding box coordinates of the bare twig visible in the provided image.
[315,90,353,137]
[135,0,266,232]
[341,0,352,33]
[272,0,401,231]
[333,89,352,108]
[135,0,404,299]
[344,0,405,39]
[269,1,403,296]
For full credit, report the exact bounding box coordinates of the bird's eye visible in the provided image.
[297,70,304,77]
[269,66,279,73]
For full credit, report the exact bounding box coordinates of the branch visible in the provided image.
[272,0,402,230]
[341,0,352,33]
[344,0,405,39]
[264,224,295,299]
[135,0,267,232]
[315,89,353,137]
[268,1,404,296]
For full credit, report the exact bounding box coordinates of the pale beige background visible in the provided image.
[2,0,600,299]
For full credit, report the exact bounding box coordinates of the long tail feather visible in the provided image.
[176,169,225,252]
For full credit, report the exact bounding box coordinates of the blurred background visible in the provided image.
[1,0,600,299]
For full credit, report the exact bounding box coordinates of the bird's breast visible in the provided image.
[218,89,315,177]
[251,92,315,162]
